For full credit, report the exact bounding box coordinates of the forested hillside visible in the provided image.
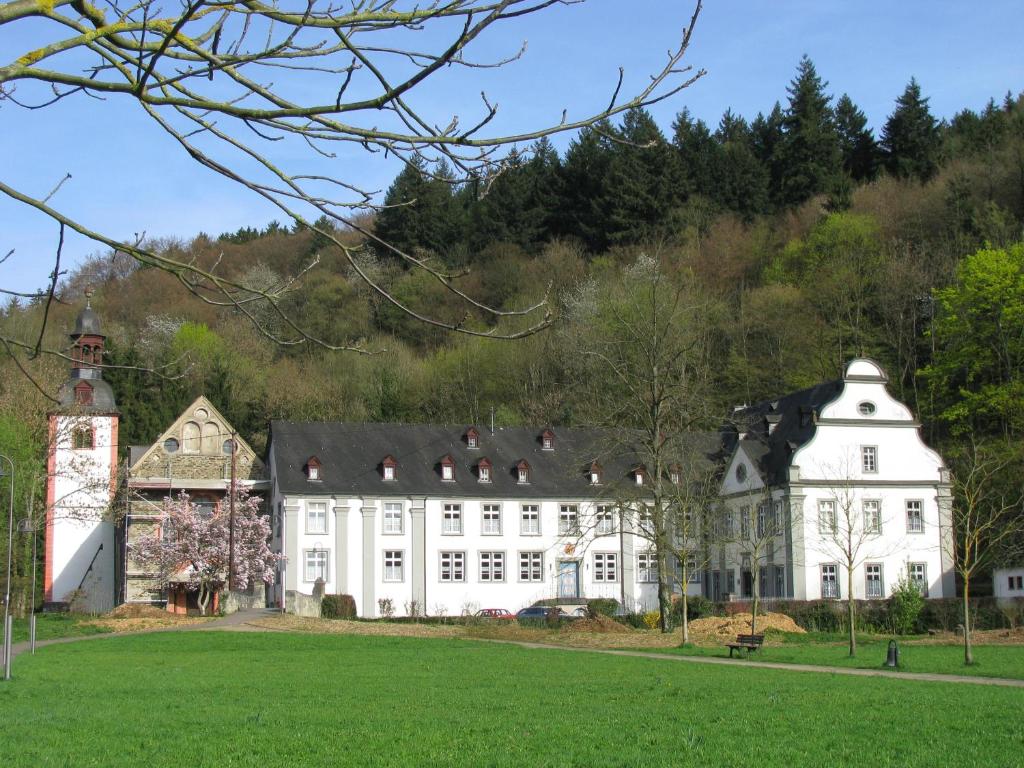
[1,58,1022,508]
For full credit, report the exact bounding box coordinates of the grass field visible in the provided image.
[9,614,112,643]
[1,631,1022,767]
[654,632,1024,680]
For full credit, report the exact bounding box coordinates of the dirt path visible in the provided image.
[4,612,1023,689]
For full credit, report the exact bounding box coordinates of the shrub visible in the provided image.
[377,598,395,619]
[321,594,357,619]
[587,598,620,618]
[671,595,717,621]
[889,576,925,634]
[642,610,661,629]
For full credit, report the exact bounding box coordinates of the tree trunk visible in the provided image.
[681,592,689,645]
[847,565,856,657]
[198,582,210,616]
[658,575,673,633]
[963,577,973,666]
[750,572,759,638]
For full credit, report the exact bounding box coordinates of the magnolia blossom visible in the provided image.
[132,489,283,614]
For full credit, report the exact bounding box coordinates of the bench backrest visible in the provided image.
[736,634,765,644]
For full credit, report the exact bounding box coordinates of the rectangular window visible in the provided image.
[479,551,505,582]
[821,563,839,599]
[439,551,465,582]
[72,428,94,450]
[442,503,463,535]
[774,565,786,598]
[384,550,404,582]
[482,504,502,535]
[303,549,328,582]
[687,559,701,583]
[740,505,750,539]
[593,553,618,582]
[519,551,543,582]
[520,504,540,535]
[637,552,657,583]
[906,500,924,533]
[909,562,928,597]
[818,500,837,535]
[772,501,783,536]
[862,446,878,473]
[305,502,327,534]
[756,503,767,538]
[383,502,403,534]
[865,563,884,599]
[596,505,616,535]
[863,500,881,534]
[558,504,579,535]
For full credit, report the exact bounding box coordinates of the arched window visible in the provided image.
[182,421,201,453]
[201,421,221,454]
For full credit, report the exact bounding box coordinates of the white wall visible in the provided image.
[994,568,1024,599]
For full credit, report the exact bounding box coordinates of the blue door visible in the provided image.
[558,561,579,598]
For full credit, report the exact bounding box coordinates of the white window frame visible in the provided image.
[861,445,878,474]
[305,501,328,535]
[558,504,579,536]
[821,563,839,599]
[307,464,320,480]
[909,562,928,597]
[756,503,767,538]
[818,500,837,535]
[383,550,404,582]
[596,505,615,535]
[593,552,618,583]
[482,504,502,535]
[518,551,543,582]
[479,551,505,582]
[441,463,454,481]
[442,503,463,535]
[865,562,884,599]
[906,500,924,533]
[863,499,881,534]
[637,552,657,583]
[518,467,529,484]
[740,505,751,539]
[303,549,329,583]
[439,551,465,582]
[520,504,540,535]
[383,501,404,535]
[383,464,395,481]
[479,465,491,483]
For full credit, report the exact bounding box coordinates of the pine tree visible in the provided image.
[672,108,719,201]
[751,102,785,209]
[881,78,941,182]
[776,56,842,207]
[712,110,769,219]
[557,121,617,252]
[834,94,879,182]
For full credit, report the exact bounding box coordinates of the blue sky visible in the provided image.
[2,0,1021,294]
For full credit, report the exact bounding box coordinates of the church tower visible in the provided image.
[44,289,120,611]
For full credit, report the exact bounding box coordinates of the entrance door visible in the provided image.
[557,561,580,598]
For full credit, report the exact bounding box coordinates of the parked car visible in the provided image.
[516,606,567,621]
[474,608,515,621]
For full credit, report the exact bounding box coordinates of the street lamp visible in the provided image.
[0,453,15,681]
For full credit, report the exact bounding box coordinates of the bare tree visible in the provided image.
[0,0,706,370]
[812,456,899,657]
[945,441,1024,665]
[564,254,719,632]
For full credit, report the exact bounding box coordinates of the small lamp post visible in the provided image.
[0,454,15,680]
[885,639,900,668]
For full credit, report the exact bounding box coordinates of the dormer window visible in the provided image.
[305,456,322,481]
[466,427,480,449]
[441,455,456,482]
[382,455,397,481]
[669,465,681,485]
[477,457,492,483]
[634,466,646,486]
[589,461,603,485]
[541,429,555,450]
[517,460,531,484]
[74,381,94,406]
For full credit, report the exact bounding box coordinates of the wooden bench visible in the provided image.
[726,633,765,657]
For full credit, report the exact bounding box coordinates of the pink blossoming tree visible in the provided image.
[133,489,283,615]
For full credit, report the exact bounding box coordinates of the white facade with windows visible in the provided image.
[268,359,954,617]
[715,359,954,603]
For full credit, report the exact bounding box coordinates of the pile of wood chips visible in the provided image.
[566,614,633,634]
[688,612,805,639]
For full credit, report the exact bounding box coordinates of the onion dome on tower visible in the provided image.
[57,287,118,412]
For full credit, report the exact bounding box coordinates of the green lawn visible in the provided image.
[656,632,1024,679]
[1,632,1022,767]
[8,614,112,643]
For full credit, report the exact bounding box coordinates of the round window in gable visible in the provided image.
[858,401,877,416]
[736,464,747,483]
[164,438,179,453]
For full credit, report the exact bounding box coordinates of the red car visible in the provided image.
[474,608,515,620]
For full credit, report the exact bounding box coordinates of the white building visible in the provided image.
[44,293,120,613]
[268,359,955,617]
[993,568,1024,600]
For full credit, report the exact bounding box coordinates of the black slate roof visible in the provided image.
[272,421,670,498]
[724,379,843,485]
